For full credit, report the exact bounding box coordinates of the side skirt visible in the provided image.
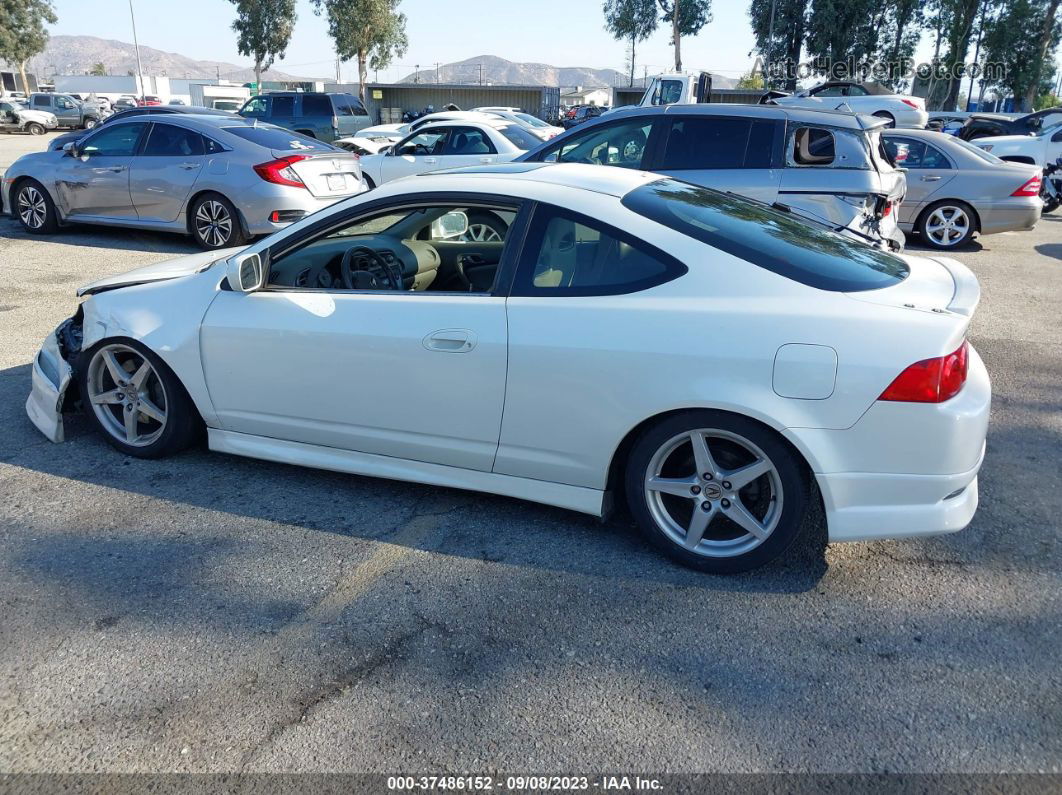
[208,429,606,517]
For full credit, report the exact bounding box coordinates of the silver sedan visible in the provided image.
[2,114,366,249]
[883,129,1043,249]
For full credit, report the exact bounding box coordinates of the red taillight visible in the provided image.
[1011,175,1042,197]
[253,155,310,188]
[882,201,893,217]
[901,98,920,109]
[879,341,969,403]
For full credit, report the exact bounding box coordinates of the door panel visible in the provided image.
[199,291,509,471]
[53,123,147,219]
[380,128,451,183]
[128,123,207,222]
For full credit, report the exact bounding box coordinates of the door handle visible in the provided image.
[179,162,202,170]
[423,329,476,353]
[94,166,125,173]
[479,157,494,164]
[920,175,942,182]
[423,157,437,165]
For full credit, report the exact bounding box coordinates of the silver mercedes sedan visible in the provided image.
[2,114,366,249]
[882,129,1043,249]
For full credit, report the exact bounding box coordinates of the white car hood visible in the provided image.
[77,247,242,296]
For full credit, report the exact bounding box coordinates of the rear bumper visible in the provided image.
[977,197,1042,235]
[239,181,369,236]
[786,344,991,543]
[894,108,930,129]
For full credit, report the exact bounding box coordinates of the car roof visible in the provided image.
[417,162,659,197]
[574,103,884,130]
[413,117,513,132]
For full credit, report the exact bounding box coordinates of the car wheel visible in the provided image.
[14,180,59,234]
[462,210,509,242]
[918,200,976,249]
[190,193,246,250]
[873,111,896,128]
[1043,194,1061,214]
[79,339,201,459]
[625,411,809,574]
[83,118,97,130]
[26,122,45,136]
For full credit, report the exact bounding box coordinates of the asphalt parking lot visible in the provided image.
[0,132,1059,775]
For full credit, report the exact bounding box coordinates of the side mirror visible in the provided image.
[62,141,78,157]
[226,252,264,292]
[430,211,469,240]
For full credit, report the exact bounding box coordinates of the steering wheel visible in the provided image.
[339,246,402,291]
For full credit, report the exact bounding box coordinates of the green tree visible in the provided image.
[88,61,107,76]
[876,0,926,89]
[1022,0,1061,109]
[748,0,809,90]
[657,0,713,72]
[311,0,408,104]
[805,0,882,77]
[604,0,658,86]
[735,69,765,88]
[983,0,1061,111]
[229,0,297,91]
[0,0,57,94]
[932,0,982,110]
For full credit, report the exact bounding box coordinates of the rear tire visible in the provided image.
[918,200,976,249]
[463,210,509,242]
[189,193,246,250]
[82,118,98,130]
[26,122,45,136]
[78,339,201,459]
[625,411,809,574]
[14,179,59,234]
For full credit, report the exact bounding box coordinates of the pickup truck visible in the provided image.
[26,93,102,130]
[0,101,58,135]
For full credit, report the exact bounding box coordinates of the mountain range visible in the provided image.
[399,55,627,87]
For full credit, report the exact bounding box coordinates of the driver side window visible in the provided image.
[265,202,520,294]
[537,119,654,169]
[396,129,450,156]
[80,123,145,157]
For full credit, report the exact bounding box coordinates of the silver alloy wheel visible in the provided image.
[83,119,97,129]
[86,344,168,447]
[464,223,503,242]
[195,200,233,247]
[17,186,46,229]
[925,205,970,246]
[644,429,783,558]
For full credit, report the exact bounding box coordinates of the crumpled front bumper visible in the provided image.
[25,323,74,443]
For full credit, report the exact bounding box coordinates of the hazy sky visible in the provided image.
[49,0,765,82]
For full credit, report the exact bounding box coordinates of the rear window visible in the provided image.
[659,117,778,170]
[302,95,332,116]
[271,95,295,116]
[220,125,337,151]
[621,180,909,292]
[498,124,541,150]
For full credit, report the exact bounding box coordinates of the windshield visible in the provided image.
[950,136,1005,164]
[1037,122,1062,138]
[622,179,909,292]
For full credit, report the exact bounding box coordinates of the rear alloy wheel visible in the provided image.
[83,118,98,130]
[80,340,200,458]
[462,211,509,242]
[190,194,246,250]
[626,411,808,573]
[26,122,45,135]
[15,181,58,234]
[919,201,975,249]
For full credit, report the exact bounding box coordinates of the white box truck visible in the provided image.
[188,84,250,112]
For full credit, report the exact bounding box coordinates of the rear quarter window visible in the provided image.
[621,180,909,292]
[658,117,779,170]
[302,95,332,116]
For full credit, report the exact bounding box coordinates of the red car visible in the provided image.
[137,95,162,107]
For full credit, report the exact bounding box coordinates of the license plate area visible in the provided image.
[326,174,346,191]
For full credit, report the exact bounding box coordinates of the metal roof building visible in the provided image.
[324,82,561,123]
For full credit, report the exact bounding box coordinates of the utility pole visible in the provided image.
[435,62,441,83]
[965,0,988,111]
[129,0,146,101]
[336,54,341,84]
[477,63,484,85]
[765,0,776,89]
[414,64,420,83]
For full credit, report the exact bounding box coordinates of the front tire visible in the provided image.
[14,180,59,234]
[78,339,200,459]
[190,193,246,250]
[918,200,976,249]
[625,411,809,574]
[26,122,45,136]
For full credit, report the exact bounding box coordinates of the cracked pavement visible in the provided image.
[0,133,1060,773]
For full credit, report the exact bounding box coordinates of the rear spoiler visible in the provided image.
[932,256,981,317]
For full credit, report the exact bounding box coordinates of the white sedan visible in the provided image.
[772,81,929,129]
[357,120,540,188]
[26,164,990,574]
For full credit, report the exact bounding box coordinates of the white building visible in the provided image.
[560,86,611,107]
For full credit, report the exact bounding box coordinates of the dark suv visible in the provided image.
[238,92,371,141]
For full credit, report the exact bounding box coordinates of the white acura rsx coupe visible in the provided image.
[26,163,990,573]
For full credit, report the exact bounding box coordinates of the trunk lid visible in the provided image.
[278,151,363,198]
[845,252,979,317]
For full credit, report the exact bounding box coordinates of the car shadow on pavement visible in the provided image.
[1034,243,1062,260]
[0,214,199,256]
[903,236,985,254]
[1,362,828,599]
